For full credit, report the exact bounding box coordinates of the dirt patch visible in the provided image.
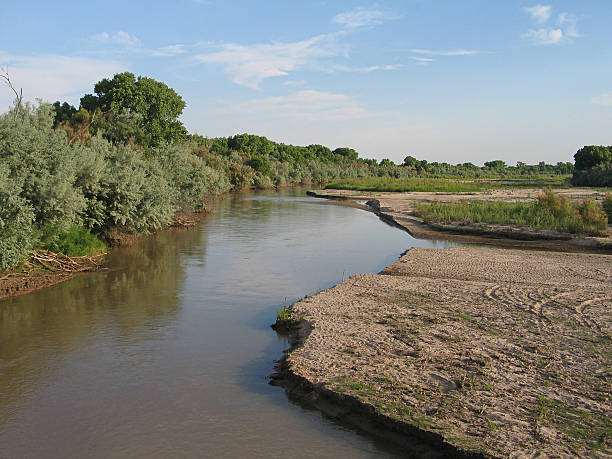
[279,247,611,457]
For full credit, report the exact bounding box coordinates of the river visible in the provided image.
[0,188,462,458]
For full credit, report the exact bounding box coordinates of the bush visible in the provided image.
[576,199,608,234]
[603,193,612,222]
[0,166,35,269]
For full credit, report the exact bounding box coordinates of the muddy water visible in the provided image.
[0,188,461,458]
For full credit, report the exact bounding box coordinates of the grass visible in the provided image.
[414,189,609,236]
[41,225,107,256]
[325,177,489,193]
[324,176,570,193]
[275,302,305,327]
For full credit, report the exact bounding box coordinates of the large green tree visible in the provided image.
[80,72,188,147]
[573,145,612,171]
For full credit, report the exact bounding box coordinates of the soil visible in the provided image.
[278,247,611,457]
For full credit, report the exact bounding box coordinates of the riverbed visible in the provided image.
[0,188,461,458]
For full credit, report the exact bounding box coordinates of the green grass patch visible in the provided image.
[414,189,608,236]
[325,177,489,193]
[40,225,107,256]
[324,176,570,193]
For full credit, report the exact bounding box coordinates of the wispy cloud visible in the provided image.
[591,93,612,107]
[409,57,434,65]
[521,28,564,45]
[521,6,580,45]
[524,5,552,24]
[224,90,369,121]
[91,31,141,47]
[90,31,188,57]
[0,53,125,108]
[332,6,397,29]
[331,64,401,73]
[195,34,341,89]
[409,49,486,56]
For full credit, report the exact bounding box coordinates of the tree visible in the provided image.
[80,72,188,146]
[573,146,612,171]
[52,101,77,127]
[332,147,358,161]
[484,160,506,170]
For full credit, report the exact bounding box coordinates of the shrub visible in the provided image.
[603,193,612,222]
[0,166,35,269]
[576,199,608,233]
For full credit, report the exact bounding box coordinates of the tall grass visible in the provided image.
[414,189,608,236]
[324,176,567,193]
[325,177,489,193]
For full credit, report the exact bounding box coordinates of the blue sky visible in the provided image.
[1,0,611,164]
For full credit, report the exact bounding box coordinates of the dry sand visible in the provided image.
[281,247,611,457]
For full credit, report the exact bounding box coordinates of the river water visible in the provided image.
[0,188,461,458]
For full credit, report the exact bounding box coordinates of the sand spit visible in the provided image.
[307,189,612,251]
[278,247,611,457]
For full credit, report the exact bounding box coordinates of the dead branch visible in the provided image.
[0,67,23,121]
[29,249,106,273]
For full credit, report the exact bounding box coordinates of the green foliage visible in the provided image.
[41,225,106,256]
[0,103,234,269]
[484,160,506,170]
[325,177,489,192]
[52,101,77,128]
[574,146,612,171]
[414,190,608,235]
[79,72,188,146]
[0,164,34,269]
[571,163,612,187]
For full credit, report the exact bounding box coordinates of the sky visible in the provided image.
[1,0,611,165]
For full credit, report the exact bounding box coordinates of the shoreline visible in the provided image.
[271,230,611,456]
[306,189,612,253]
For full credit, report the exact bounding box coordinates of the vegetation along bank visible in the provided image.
[3,71,601,299]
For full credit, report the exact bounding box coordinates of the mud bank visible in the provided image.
[275,247,611,457]
[307,189,612,252]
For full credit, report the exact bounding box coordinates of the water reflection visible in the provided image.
[0,188,460,458]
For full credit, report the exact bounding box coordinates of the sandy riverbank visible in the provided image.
[275,246,611,457]
[307,188,612,251]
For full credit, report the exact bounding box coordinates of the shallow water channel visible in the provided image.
[0,188,462,458]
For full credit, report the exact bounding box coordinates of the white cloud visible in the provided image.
[591,93,612,107]
[91,31,141,47]
[332,7,396,29]
[331,64,401,72]
[195,35,341,89]
[224,90,369,121]
[409,49,485,56]
[0,53,126,110]
[90,32,188,57]
[521,7,580,45]
[524,5,552,24]
[150,44,187,56]
[410,57,434,65]
[557,13,580,38]
[521,28,564,45]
